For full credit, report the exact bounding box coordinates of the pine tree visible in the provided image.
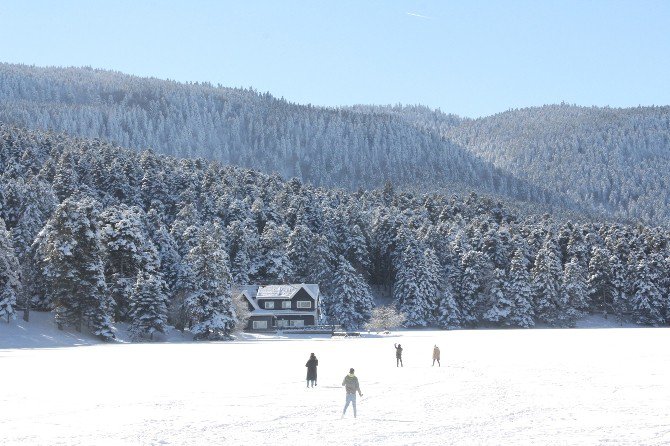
[100,205,158,320]
[531,235,563,325]
[631,257,664,325]
[150,224,181,292]
[39,196,114,339]
[418,248,441,313]
[434,285,461,329]
[52,151,79,202]
[227,221,254,285]
[287,224,314,282]
[184,226,237,340]
[327,256,373,330]
[508,248,534,328]
[560,256,588,326]
[609,253,628,317]
[587,246,612,311]
[394,242,433,326]
[257,222,293,283]
[483,268,513,324]
[0,218,20,322]
[458,250,489,325]
[129,272,169,340]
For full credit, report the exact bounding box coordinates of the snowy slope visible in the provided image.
[0,312,193,349]
[2,317,669,445]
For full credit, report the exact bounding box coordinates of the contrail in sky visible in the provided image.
[406,12,431,19]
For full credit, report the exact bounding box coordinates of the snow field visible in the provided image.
[2,325,670,445]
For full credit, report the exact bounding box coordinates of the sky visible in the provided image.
[1,0,669,118]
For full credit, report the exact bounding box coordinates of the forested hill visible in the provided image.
[4,65,670,224]
[0,63,564,210]
[1,124,669,341]
[372,104,670,224]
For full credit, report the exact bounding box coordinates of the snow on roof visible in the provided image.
[301,284,320,300]
[238,289,261,311]
[234,284,320,301]
[257,284,299,299]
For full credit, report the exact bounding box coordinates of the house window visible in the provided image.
[297,301,312,309]
[264,301,275,309]
[252,320,268,330]
[282,301,292,309]
[277,319,289,328]
[289,320,305,327]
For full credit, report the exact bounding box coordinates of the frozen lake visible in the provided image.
[2,317,669,445]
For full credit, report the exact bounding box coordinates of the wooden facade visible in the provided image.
[236,284,320,331]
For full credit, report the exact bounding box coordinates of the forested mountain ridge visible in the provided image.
[378,104,670,224]
[4,64,670,223]
[0,63,566,209]
[1,124,669,340]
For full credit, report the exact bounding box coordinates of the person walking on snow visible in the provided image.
[432,345,441,367]
[394,343,403,367]
[306,353,318,387]
[342,368,363,418]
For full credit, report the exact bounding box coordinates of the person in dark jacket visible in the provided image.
[305,353,318,388]
[342,368,363,418]
[394,343,403,367]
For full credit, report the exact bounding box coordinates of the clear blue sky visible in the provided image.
[1,0,669,117]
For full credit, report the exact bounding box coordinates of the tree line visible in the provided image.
[1,124,669,342]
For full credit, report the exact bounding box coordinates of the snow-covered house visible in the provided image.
[236,284,320,331]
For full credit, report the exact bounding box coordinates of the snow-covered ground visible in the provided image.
[2,314,669,445]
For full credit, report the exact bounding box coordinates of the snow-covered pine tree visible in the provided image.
[52,150,79,202]
[419,248,441,312]
[587,246,612,312]
[326,255,373,330]
[434,285,461,329]
[394,241,433,326]
[458,249,489,325]
[287,224,314,282]
[560,256,588,326]
[226,220,255,285]
[566,226,588,268]
[184,226,237,340]
[507,248,535,327]
[39,196,114,339]
[170,257,196,332]
[257,221,293,283]
[343,223,369,272]
[100,205,159,320]
[483,268,512,324]
[0,218,20,322]
[631,256,664,325]
[128,272,169,340]
[170,203,201,257]
[150,223,181,291]
[531,235,563,325]
[608,252,628,316]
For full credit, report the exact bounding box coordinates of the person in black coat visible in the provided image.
[305,353,318,387]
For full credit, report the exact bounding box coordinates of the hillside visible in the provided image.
[380,104,670,224]
[0,63,567,209]
[4,65,670,224]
